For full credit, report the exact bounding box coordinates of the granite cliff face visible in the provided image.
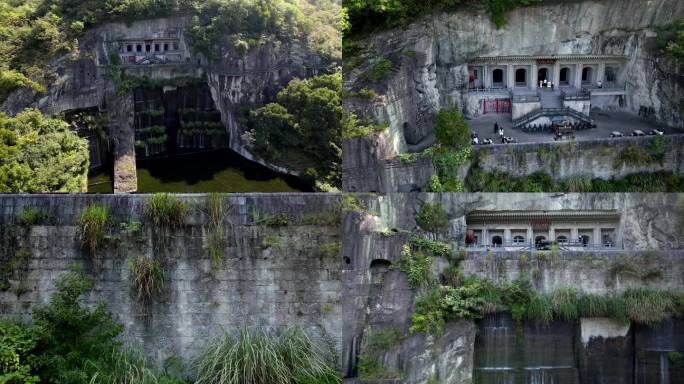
[342,193,684,383]
[343,0,684,192]
[1,16,334,191]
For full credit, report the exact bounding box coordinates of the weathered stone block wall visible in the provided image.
[475,134,684,181]
[344,135,684,193]
[0,194,343,362]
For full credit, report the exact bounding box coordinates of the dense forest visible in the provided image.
[342,0,541,37]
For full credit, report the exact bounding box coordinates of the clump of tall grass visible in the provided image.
[206,193,227,269]
[527,294,553,325]
[79,204,110,254]
[89,348,186,384]
[144,194,188,230]
[193,327,340,384]
[622,288,673,326]
[551,288,580,322]
[130,257,164,309]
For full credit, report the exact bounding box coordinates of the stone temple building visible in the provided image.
[465,54,628,128]
[464,209,621,250]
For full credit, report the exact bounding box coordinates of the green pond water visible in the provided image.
[88,149,310,193]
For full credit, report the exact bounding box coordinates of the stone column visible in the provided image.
[575,63,583,88]
[483,227,489,246]
[594,227,601,247]
[553,61,561,87]
[504,228,512,245]
[597,63,606,84]
[549,227,556,242]
[483,65,489,88]
[507,64,514,89]
[531,64,538,89]
[571,227,579,243]
[527,227,533,245]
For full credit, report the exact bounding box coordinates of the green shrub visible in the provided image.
[130,257,164,309]
[319,241,342,257]
[365,58,392,81]
[261,235,281,250]
[258,213,291,227]
[78,204,110,254]
[0,320,40,384]
[144,194,188,230]
[398,244,434,289]
[193,327,340,384]
[30,269,124,383]
[434,107,471,149]
[341,195,367,212]
[415,201,449,235]
[16,207,48,226]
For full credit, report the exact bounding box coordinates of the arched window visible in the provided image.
[538,68,549,82]
[492,69,504,87]
[513,235,525,244]
[560,68,570,85]
[557,236,568,243]
[492,236,503,246]
[582,67,593,83]
[535,236,546,243]
[515,68,527,86]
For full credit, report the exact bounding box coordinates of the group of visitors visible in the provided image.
[471,123,517,145]
[539,79,555,90]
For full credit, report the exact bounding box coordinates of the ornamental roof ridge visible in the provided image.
[471,54,628,61]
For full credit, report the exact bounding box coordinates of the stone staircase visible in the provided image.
[539,90,563,109]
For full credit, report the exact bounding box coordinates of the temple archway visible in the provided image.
[582,67,593,84]
[560,67,571,86]
[492,236,503,246]
[492,68,504,87]
[515,68,527,87]
[538,68,549,82]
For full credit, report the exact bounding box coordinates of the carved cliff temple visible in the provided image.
[116,29,188,65]
[466,55,629,127]
[464,210,622,250]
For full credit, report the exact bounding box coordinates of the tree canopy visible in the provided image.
[244,71,342,189]
[0,109,89,192]
[434,106,470,148]
[0,0,340,103]
[342,0,540,37]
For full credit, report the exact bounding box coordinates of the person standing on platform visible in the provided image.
[494,122,499,134]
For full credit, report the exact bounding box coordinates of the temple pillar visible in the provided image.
[504,228,512,244]
[574,63,583,88]
[527,227,533,245]
[597,62,606,84]
[549,227,556,242]
[553,61,561,86]
[483,227,489,246]
[483,65,490,88]
[531,63,538,89]
[594,227,601,247]
[571,228,579,243]
[507,64,514,88]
